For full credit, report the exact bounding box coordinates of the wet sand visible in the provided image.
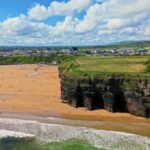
[0,64,149,137]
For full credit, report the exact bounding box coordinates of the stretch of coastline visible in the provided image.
[0,64,149,140]
[0,116,150,150]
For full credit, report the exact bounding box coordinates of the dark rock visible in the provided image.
[59,66,150,118]
[83,91,103,110]
[103,92,114,112]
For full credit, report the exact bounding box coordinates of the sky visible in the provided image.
[0,0,150,46]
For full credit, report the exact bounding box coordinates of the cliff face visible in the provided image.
[59,68,150,118]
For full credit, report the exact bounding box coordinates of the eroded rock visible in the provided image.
[59,68,150,118]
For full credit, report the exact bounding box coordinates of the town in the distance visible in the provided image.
[1,41,150,58]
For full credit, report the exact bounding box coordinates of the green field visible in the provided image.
[60,56,150,77]
[79,41,150,50]
[0,55,64,65]
[1,55,150,78]
[0,138,107,150]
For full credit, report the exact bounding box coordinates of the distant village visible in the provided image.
[0,46,150,57]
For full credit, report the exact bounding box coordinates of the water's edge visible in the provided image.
[0,117,150,150]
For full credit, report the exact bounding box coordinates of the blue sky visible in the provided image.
[0,0,31,20]
[0,0,57,22]
[0,0,150,46]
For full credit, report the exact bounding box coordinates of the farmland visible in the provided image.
[60,56,150,77]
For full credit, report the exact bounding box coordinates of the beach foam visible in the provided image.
[0,118,149,150]
[0,129,35,139]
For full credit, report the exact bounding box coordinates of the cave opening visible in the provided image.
[83,91,104,110]
[113,91,127,112]
[76,96,84,107]
[145,108,150,118]
[93,92,104,110]
[76,85,84,107]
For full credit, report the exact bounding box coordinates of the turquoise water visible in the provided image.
[0,137,108,150]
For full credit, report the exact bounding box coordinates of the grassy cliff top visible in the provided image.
[60,56,150,78]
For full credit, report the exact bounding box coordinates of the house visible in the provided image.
[52,61,58,65]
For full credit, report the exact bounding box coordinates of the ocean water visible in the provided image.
[0,137,108,150]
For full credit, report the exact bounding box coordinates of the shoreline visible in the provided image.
[0,129,35,139]
[0,64,149,138]
[0,116,150,150]
[0,111,150,138]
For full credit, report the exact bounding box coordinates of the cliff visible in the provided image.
[58,56,150,118]
[59,68,150,118]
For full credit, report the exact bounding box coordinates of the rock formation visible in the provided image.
[59,67,150,118]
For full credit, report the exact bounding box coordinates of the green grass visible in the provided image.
[79,41,150,50]
[145,59,150,73]
[60,56,150,78]
[0,55,65,65]
[0,138,107,150]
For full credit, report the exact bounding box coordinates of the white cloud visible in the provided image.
[28,0,91,20]
[28,4,50,20]
[0,15,49,37]
[0,15,52,45]
[0,0,150,45]
[143,20,150,36]
[76,0,150,32]
[52,17,79,36]
[144,28,150,36]
[107,19,128,29]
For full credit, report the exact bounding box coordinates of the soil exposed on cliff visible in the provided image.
[0,65,149,137]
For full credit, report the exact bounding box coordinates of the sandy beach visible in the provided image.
[0,64,150,137]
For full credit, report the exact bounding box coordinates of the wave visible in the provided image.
[0,118,149,150]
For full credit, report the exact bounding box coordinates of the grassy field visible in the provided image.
[0,138,106,150]
[79,41,150,50]
[0,55,65,65]
[60,56,150,77]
